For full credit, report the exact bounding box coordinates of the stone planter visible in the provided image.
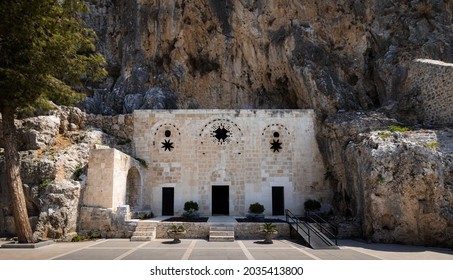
[167,230,186,243]
[262,231,277,244]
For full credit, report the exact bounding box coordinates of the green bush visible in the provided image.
[387,125,410,132]
[249,202,265,214]
[304,199,321,212]
[71,235,85,242]
[71,165,84,181]
[184,201,199,212]
[168,225,185,233]
[138,212,154,220]
[261,223,278,233]
[38,179,53,191]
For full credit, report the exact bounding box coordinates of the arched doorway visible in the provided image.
[126,167,142,211]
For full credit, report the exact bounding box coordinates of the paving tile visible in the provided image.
[142,240,192,248]
[308,249,379,260]
[90,240,146,248]
[189,249,247,260]
[249,249,314,260]
[121,249,187,260]
[54,249,130,260]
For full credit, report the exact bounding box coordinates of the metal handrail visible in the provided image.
[305,211,338,245]
[285,209,310,246]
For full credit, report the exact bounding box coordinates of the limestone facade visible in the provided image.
[131,109,329,216]
[83,147,143,210]
[82,110,329,218]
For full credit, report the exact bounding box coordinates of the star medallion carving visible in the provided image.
[161,139,174,152]
[270,139,282,153]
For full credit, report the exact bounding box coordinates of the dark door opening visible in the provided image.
[162,187,174,216]
[212,185,229,215]
[272,187,285,215]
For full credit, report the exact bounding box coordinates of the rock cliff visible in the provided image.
[83,0,453,118]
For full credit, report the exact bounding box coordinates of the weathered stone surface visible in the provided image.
[345,129,453,247]
[83,0,453,120]
[0,106,135,239]
[33,180,81,241]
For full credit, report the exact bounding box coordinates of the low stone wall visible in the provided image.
[79,210,291,240]
[235,223,290,239]
[78,206,136,238]
[86,114,134,140]
[156,222,210,239]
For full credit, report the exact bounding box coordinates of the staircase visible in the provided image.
[130,221,156,241]
[286,209,338,249]
[209,225,235,242]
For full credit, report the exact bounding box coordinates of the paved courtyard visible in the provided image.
[0,238,451,260]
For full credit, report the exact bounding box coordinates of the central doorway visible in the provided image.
[212,185,229,215]
[162,187,174,216]
[272,186,285,215]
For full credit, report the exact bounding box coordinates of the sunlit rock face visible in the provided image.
[83,0,453,116]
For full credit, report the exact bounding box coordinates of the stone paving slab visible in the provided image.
[249,249,314,260]
[122,249,187,260]
[54,249,131,260]
[0,239,452,260]
[188,249,247,260]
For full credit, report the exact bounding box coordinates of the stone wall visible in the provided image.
[403,59,453,126]
[133,109,329,216]
[78,206,137,238]
[86,114,134,140]
[83,148,143,209]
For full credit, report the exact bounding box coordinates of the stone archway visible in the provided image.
[126,167,142,211]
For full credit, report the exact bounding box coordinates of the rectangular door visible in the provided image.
[212,185,229,215]
[162,187,174,216]
[272,187,285,215]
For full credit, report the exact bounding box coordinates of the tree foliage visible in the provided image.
[0,0,106,110]
[0,0,106,243]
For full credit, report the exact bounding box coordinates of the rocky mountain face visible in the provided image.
[83,0,453,116]
[0,0,452,246]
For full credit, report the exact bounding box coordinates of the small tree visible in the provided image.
[183,201,199,212]
[304,199,321,212]
[0,0,106,243]
[249,202,265,214]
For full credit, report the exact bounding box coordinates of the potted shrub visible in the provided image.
[246,202,265,221]
[261,223,278,244]
[167,225,186,243]
[304,199,321,213]
[182,201,200,219]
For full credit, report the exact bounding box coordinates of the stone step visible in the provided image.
[130,236,154,242]
[132,231,155,237]
[210,226,234,231]
[209,225,235,242]
[135,226,156,230]
[209,236,235,242]
[131,223,156,241]
[209,231,234,236]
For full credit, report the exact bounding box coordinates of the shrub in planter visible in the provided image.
[247,202,265,221]
[249,202,265,214]
[167,225,186,243]
[183,201,200,219]
[184,201,199,212]
[304,199,321,212]
[260,223,278,244]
